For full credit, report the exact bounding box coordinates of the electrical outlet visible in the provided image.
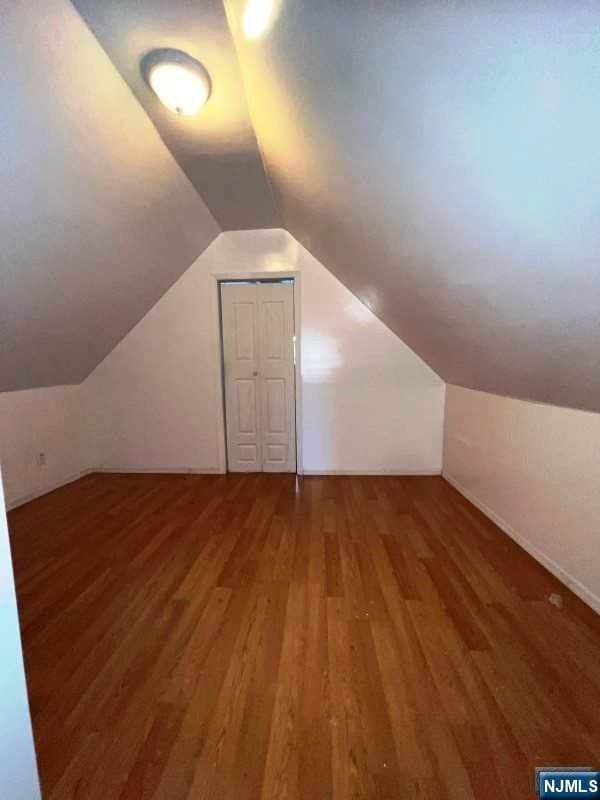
[37,452,46,467]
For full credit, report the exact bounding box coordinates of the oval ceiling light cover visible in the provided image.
[141,49,211,116]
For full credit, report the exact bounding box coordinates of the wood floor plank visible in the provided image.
[7,472,600,799]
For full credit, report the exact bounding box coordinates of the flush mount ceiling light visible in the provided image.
[141,49,211,116]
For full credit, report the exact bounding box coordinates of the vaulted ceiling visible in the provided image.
[70,0,278,230]
[0,0,219,390]
[226,0,600,413]
[2,0,600,412]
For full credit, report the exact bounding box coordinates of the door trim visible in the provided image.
[211,270,303,475]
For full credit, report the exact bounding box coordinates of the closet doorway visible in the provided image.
[219,278,299,473]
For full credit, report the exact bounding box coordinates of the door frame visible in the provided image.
[211,270,303,475]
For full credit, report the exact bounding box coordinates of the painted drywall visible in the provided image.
[0,0,219,392]
[444,385,600,612]
[83,229,445,475]
[0,387,86,510]
[0,469,41,799]
[227,0,600,413]
[71,0,278,230]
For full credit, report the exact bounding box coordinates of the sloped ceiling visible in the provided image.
[3,0,600,413]
[226,0,600,413]
[70,0,279,231]
[0,0,219,391]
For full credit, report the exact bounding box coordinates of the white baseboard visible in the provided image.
[6,468,95,511]
[302,468,441,476]
[443,471,600,615]
[94,466,225,475]
[96,467,440,477]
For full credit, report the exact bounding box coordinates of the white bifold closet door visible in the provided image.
[221,281,296,473]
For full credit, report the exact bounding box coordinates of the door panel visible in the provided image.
[258,283,296,473]
[221,280,296,473]
[265,444,286,464]
[234,303,256,360]
[263,300,285,360]
[221,283,260,472]
[236,380,258,434]
[265,378,286,433]
[238,444,258,463]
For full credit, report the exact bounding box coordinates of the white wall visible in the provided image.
[1,230,444,506]
[444,385,600,613]
[83,229,445,475]
[0,386,87,510]
[0,469,41,799]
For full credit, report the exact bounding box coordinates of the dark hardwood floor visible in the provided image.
[8,472,600,799]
